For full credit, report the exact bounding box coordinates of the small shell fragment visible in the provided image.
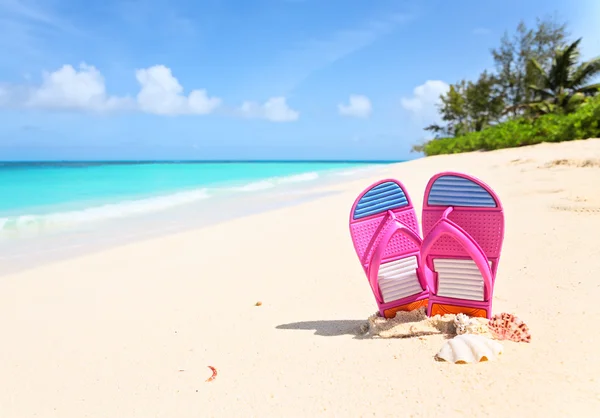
[206,366,217,382]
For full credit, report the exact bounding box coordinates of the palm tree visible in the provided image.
[525,38,600,114]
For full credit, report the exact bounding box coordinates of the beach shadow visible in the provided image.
[276,319,369,338]
[277,319,455,340]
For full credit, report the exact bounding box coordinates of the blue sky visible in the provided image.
[0,0,598,161]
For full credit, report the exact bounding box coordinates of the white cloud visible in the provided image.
[338,94,372,118]
[0,63,221,116]
[0,63,297,121]
[26,63,132,111]
[240,96,299,122]
[135,65,221,115]
[400,80,449,122]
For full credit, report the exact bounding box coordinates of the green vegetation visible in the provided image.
[415,17,600,156]
[419,94,600,155]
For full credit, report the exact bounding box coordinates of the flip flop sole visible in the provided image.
[350,179,428,317]
[421,173,504,318]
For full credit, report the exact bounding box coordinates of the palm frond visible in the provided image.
[528,58,551,89]
[549,38,582,91]
[574,83,600,96]
[569,58,600,89]
[528,84,554,100]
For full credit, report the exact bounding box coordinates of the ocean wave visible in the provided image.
[277,171,320,183]
[0,166,377,234]
[233,180,275,192]
[0,188,210,233]
[232,171,320,192]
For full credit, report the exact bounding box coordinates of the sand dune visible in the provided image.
[1,139,599,417]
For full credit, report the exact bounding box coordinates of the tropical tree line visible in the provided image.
[414,16,600,155]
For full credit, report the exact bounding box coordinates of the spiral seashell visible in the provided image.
[435,334,504,364]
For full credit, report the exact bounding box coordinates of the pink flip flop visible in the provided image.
[420,172,505,319]
[349,179,429,318]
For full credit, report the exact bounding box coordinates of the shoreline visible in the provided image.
[0,188,344,277]
[0,164,387,276]
[1,139,599,417]
[0,161,385,227]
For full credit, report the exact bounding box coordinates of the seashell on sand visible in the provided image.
[488,313,531,342]
[454,313,472,335]
[435,334,503,364]
[452,313,492,336]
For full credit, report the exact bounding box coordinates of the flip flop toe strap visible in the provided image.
[420,207,493,301]
[366,214,423,303]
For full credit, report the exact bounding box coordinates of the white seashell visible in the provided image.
[435,334,503,364]
[454,313,472,335]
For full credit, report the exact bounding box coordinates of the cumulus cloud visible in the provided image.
[0,63,222,117]
[240,96,299,122]
[25,64,133,111]
[0,63,299,121]
[135,65,221,115]
[338,94,372,118]
[400,80,449,121]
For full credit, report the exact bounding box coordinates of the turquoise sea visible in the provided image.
[0,161,393,234]
[0,160,397,274]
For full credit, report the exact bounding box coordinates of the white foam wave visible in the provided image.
[278,172,319,183]
[234,180,275,192]
[1,188,210,233]
[232,171,320,192]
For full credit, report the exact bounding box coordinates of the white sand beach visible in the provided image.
[1,139,599,417]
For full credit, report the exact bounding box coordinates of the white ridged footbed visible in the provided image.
[433,258,492,302]
[378,256,422,303]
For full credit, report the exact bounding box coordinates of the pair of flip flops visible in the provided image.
[349,172,504,319]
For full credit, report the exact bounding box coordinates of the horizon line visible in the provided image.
[0,159,406,164]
